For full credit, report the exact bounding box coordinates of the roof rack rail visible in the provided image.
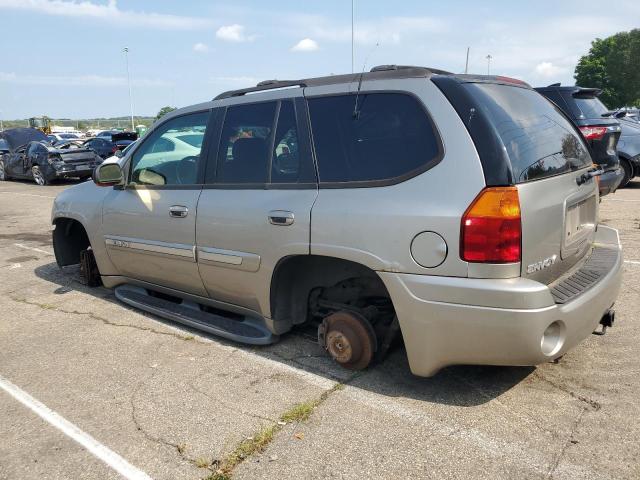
[214,80,307,100]
[370,64,453,75]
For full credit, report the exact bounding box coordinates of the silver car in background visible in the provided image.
[50,66,623,377]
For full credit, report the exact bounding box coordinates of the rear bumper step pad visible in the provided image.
[550,247,619,304]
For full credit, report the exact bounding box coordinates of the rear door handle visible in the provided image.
[268,210,294,226]
[169,205,189,218]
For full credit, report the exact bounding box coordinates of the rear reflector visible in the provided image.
[579,125,607,141]
[461,187,521,263]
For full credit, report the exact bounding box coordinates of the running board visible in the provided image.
[114,285,278,345]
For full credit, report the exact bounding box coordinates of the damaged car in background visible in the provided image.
[0,127,103,186]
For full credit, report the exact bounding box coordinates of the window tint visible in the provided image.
[308,93,440,184]
[0,139,8,150]
[271,100,301,183]
[464,84,592,183]
[217,102,276,184]
[130,111,209,186]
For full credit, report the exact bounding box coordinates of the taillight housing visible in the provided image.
[461,187,521,263]
[579,125,607,141]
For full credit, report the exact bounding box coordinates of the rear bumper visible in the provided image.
[380,226,623,377]
[598,167,624,196]
[51,163,96,179]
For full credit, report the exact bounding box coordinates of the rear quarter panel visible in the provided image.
[309,78,485,277]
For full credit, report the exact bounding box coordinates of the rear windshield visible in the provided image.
[464,83,592,183]
[572,96,609,119]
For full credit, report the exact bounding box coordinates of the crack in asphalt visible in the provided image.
[545,408,587,479]
[129,370,210,473]
[533,372,602,411]
[9,295,207,344]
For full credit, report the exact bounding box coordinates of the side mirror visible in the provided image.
[115,149,123,158]
[93,162,124,187]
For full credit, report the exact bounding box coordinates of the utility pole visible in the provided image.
[123,47,135,131]
[351,0,354,73]
[0,110,3,131]
[486,54,493,75]
[464,47,470,74]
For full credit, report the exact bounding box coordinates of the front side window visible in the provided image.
[308,93,441,184]
[129,111,208,186]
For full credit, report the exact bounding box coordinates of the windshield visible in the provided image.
[573,96,609,118]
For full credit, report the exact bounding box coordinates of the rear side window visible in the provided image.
[307,93,441,185]
[217,102,276,184]
[464,84,592,182]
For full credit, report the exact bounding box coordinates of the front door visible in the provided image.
[196,94,317,315]
[102,110,211,296]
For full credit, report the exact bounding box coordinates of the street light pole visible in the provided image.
[123,47,135,131]
[351,0,354,73]
[486,54,493,75]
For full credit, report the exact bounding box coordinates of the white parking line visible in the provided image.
[13,243,53,256]
[0,191,56,199]
[0,374,153,480]
[624,260,640,265]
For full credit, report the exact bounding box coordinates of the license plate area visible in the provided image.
[562,195,596,259]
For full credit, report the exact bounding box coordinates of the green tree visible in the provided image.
[155,106,177,121]
[575,29,640,108]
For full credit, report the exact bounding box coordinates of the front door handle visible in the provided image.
[268,210,294,226]
[169,205,189,218]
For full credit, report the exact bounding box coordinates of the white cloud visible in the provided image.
[216,24,254,42]
[0,72,172,87]
[0,0,213,29]
[193,43,209,53]
[534,62,568,78]
[291,38,319,52]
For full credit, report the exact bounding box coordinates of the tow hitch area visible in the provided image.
[594,309,615,336]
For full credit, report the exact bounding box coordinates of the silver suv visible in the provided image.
[51,66,623,377]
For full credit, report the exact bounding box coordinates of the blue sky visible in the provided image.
[0,0,638,119]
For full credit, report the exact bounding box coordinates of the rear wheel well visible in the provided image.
[270,255,396,332]
[619,156,634,177]
[52,217,91,266]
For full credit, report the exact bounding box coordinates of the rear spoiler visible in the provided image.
[571,87,602,98]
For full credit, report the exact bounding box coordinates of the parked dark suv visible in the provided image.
[535,85,623,195]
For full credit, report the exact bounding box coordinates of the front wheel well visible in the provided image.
[52,217,91,266]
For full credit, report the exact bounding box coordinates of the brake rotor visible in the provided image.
[319,311,376,370]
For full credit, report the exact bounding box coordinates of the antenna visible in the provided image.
[352,42,379,119]
[351,0,354,73]
[464,47,470,74]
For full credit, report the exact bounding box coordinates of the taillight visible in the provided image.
[461,187,521,263]
[579,126,607,141]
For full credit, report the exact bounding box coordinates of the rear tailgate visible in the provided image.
[436,78,598,283]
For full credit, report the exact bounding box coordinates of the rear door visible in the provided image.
[464,83,598,283]
[196,92,317,315]
[102,110,211,296]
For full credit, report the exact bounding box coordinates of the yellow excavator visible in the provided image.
[28,116,52,134]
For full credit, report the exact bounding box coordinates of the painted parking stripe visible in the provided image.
[13,243,53,256]
[0,374,153,480]
[624,260,640,265]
